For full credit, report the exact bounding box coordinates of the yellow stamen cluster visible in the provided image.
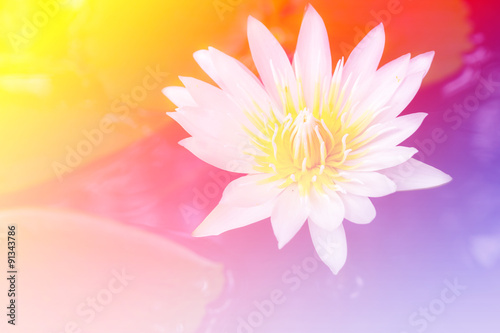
[246,59,378,196]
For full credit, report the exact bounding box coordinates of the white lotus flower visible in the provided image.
[163,5,451,274]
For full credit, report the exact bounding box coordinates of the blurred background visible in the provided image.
[0,0,499,332]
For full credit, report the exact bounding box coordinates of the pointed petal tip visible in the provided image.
[178,77,195,91]
[373,22,385,33]
[414,70,427,79]
[161,86,170,96]
[302,4,325,26]
[320,245,346,275]
[272,222,302,251]
[404,111,428,122]
[425,50,436,59]
[441,173,453,185]
[446,174,453,181]
[161,86,178,99]
[191,229,204,237]
[247,15,259,26]
[329,266,342,275]
[177,137,190,148]
[304,3,318,13]
[408,52,435,77]
[162,86,197,108]
[193,49,208,59]
[423,51,436,70]
[365,213,376,225]
[365,22,385,42]
[416,171,452,190]
[192,223,220,238]
[193,49,209,63]
[191,225,205,237]
[341,194,377,225]
[191,230,213,238]
[309,222,347,276]
[247,15,270,41]
[381,158,453,191]
[415,51,436,66]
[327,257,346,275]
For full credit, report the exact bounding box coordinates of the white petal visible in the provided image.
[338,193,376,224]
[179,76,253,129]
[376,70,427,122]
[343,23,385,88]
[376,52,433,121]
[293,5,332,110]
[179,137,255,174]
[193,49,224,88]
[379,158,452,191]
[339,171,396,197]
[168,106,238,143]
[192,201,273,237]
[407,51,434,76]
[167,111,199,136]
[349,146,418,171]
[162,86,196,107]
[308,188,345,231]
[355,53,410,115]
[271,185,309,249]
[247,16,298,109]
[309,222,347,275]
[208,47,276,117]
[220,174,284,207]
[364,112,427,150]
[179,76,233,112]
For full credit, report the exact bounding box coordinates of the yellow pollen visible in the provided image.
[246,60,379,196]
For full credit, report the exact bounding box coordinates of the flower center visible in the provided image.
[287,108,329,172]
[249,106,356,195]
[245,59,378,195]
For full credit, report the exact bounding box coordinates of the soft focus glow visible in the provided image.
[165,5,451,274]
[1,0,499,332]
[0,208,224,332]
[0,0,471,194]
